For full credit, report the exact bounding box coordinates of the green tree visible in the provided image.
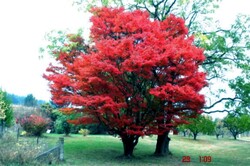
[214,118,227,139]
[24,94,37,107]
[182,115,215,140]
[40,102,56,120]
[177,124,189,137]
[0,89,14,137]
[223,114,250,140]
[53,109,74,136]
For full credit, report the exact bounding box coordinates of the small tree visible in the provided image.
[214,118,226,139]
[177,125,189,137]
[183,115,215,140]
[52,110,72,136]
[223,114,250,140]
[0,90,14,138]
[20,115,49,144]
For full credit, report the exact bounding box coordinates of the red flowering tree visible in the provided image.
[44,7,206,157]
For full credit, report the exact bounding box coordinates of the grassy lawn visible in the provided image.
[41,134,250,166]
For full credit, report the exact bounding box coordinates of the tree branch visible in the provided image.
[164,0,177,17]
[204,97,240,110]
[203,109,232,114]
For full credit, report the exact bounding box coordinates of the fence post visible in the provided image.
[59,137,64,161]
[0,120,4,138]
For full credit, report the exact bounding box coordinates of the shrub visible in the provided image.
[79,129,90,136]
[20,114,49,143]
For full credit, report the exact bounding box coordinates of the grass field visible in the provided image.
[42,134,250,166]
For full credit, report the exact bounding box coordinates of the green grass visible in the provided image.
[40,134,250,166]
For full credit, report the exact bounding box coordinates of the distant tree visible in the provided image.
[214,118,227,139]
[40,102,55,120]
[223,114,250,140]
[24,94,37,107]
[177,125,189,137]
[20,114,49,144]
[39,102,57,132]
[183,115,215,140]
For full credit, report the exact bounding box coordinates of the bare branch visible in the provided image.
[204,97,241,110]
[206,75,218,81]
[164,0,177,17]
[187,11,198,29]
[202,29,230,35]
[203,109,232,114]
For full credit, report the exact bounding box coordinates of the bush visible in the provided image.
[79,129,90,136]
[20,115,49,143]
[0,132,46,165]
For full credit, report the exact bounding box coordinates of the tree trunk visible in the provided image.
[216,134,219,140]
[121,135,139,158]
[233,134,237,140]
[37,136,40,144]
[193,133,198,140]
[154,131,172,156]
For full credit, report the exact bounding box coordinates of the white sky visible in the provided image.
[0,0,89,101]
[0,0,249,102]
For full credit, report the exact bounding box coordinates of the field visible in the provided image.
[43,134,250,166]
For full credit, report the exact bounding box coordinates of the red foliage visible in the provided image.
[44,7,206,138]
[20,114,49,137]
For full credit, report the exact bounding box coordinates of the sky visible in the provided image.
[0,0,89,101]
[0,0,249,104]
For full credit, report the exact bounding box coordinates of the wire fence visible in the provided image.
[35,137,64,164]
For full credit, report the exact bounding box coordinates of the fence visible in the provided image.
[35,137,64,164]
